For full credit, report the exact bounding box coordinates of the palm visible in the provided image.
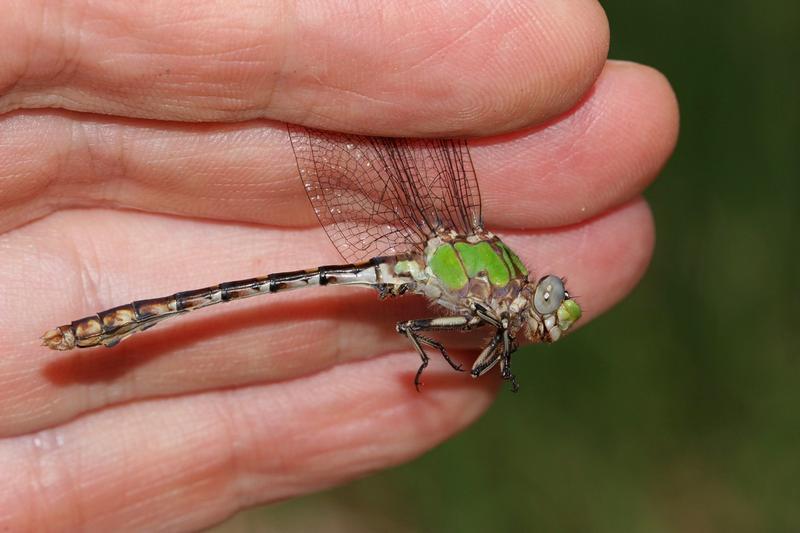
[0,2,677,530]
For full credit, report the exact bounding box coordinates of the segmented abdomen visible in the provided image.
[41,261,390,351]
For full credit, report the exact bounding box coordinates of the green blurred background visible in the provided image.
[216,1,799,531]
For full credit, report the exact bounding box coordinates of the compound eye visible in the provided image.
[533,275,565,315]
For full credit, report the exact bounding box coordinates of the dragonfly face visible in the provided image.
[526,275,582,343]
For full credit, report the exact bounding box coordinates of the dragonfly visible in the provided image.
[41,125,582,391]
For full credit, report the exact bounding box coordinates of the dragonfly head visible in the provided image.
[526,275,582,342]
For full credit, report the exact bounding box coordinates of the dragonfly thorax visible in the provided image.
[394,233,529,323]
[383,233,582,344]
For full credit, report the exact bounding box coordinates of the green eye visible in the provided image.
[533,275,564,315]
[558,299,582,329]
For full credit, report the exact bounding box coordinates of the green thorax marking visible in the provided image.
[454,241,510,287]
[428,238,528,291]
[429,244,469,290]
[496,241,528,276]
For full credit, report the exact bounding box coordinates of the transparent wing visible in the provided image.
[288,125,483,263]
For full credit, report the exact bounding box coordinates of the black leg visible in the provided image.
[404,332,430,392]
[499,329,520,393]
[470,331,503,377]
[473,303,502,328]
[396,315,482,390]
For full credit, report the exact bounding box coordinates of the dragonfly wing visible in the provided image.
[288,125,484,263]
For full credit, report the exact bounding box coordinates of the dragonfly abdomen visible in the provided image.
[41,260,392,351]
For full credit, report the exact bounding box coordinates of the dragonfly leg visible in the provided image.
[405,333,431,392]
[470,328,519,391]
[470,330,503,377]
[499,329,520,393]
[396,315,481,391]
[473,303,502,328]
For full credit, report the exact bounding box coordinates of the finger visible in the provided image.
[0,61,675,232]
[0,352,496,531]
[0,198,653,436]
[0,0,608,136]
[479,61,678,228]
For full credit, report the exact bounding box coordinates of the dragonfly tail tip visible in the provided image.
[40,326,76,351]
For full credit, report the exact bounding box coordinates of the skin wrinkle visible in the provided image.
[21,439,45,530]
[64,429,90,530]
[395,19,524,132]
[210,394,250,517]
[536,4,607,115]
[50,0,84,91]
[517,4,563,112]
[230,415,298,501]
[264,4,293,124]
[259,317,347,370]
[152,23,276,114]
[310,82,401,120]
[73,118,108,205]
[70,219,108,321]
[0,1,41,96]
[27,428,81,529]
[0,368,48,425]
[96,119,130,205]
[400,3,500,72]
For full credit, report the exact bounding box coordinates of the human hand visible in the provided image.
[0,1,677,530]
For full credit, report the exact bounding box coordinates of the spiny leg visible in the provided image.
[470,330,503,377]
[469,328,520,392]
[471,304,521,386]
[396,315,482,391]
[499,329,520,393]
[473,303,502,328]
[404,333,431,392]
